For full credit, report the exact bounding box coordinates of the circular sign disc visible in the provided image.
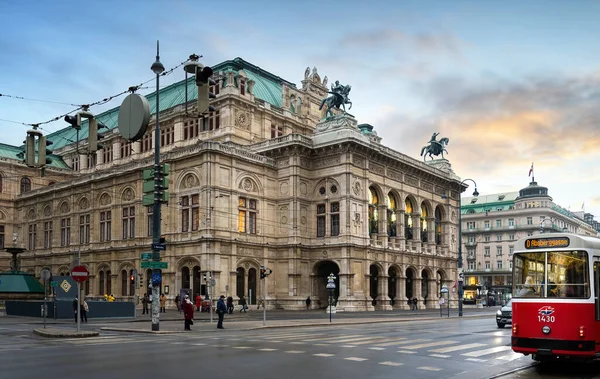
[118,93,150,141]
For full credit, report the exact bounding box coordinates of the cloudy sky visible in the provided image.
[1,0,599,219]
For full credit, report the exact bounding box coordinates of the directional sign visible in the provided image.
[140,252,152,261]
[151,243,166,251]
[141,261,168,269]
[71,265,89,283]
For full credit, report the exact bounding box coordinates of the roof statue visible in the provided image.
[420,132,449,161]
[318,80,352,119]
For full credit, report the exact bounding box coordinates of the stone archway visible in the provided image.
[421,269,430,307]
[313,260,340,309]
[405,267,416,299]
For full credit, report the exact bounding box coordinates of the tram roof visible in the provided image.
[514,233,600,251]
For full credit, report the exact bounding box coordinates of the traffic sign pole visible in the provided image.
[77,281,80,333]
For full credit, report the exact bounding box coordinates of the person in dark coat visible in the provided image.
[226,296,234,314]
[306,297,311,310]
[72,298,78,322]
[142,293,149,314]
[182,294,194,331]
[239,295,247,313]
[175,294,181,312]
[412,297,418,310]
[217,295,227,329]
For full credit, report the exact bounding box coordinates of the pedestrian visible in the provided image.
[412,297,418,310]
[142,293,149,314]
[257,297,264,310]
[160,293,167,313]
[182,294,194,331]
[217,295,227,329]
[195,293,202,312]
[81,299,88,323]
[72,297,78,322]
[227,296,234,314]
[239,295,247,313]
[175,294,181,312]
[306,296,311,310]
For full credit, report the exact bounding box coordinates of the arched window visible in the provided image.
[387,193,397,237]
[368,187,378,234]
[421,205,428,242]
[99,271,105,296]
[121,270,128,296]
[405,199,413,240]
[435,207,443,245]
[20,177,31,193]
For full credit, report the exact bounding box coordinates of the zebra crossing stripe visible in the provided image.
[465,358,487,363]
[402,341,456,350]
[417,366,442,372]
[462,346,511,357]
[429,343,486,353]
[313,353,335,357]
[302,335,363,342]
[497,352,523,361]
[429,354,451,359]
[379,362,403,367]
[258,348,278,351]
[285,350,305,354]
[375,338,427,347]
[344,357,368,362]
[346,338,388,345]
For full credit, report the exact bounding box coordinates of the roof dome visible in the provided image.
[515,181,552,201]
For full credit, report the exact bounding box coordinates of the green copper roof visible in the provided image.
[35,57,291,152]
[461,192,519,214]
[0,271,44,294]
[0,143,69,169]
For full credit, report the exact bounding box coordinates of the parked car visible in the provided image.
[496,299,512,328]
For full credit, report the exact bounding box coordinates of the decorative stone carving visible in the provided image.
[421,181,434,192]
[235,111,251,129]
[299,182,307,195]
[406,175,419,187]
[353,181,362,196]
[27,208,36,220]
[182,174,200,189]
[99,193,111,206]
[280,182,289,195]
[43,205,51,217]
[322,250,328,257]
[352,156,365,167]
[281,216,288,224]
[244,262,250,269]
[299,158,310,168]
[0,211,4,220]
[301,216,306,225]
[277,159,290,168]
[313,156,340,169]
[370,163,384,175]
[60,202,70,214]
[79,197,89,210]
[122,188,134,201]
[388,170,403,182]
[239,177,258,193]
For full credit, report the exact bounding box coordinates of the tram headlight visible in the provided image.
[579,326,585,338]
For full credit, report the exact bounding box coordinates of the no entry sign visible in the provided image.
[71,265,89,283]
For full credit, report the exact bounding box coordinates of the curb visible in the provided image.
[100,327,186,334]
[33,328,100,338]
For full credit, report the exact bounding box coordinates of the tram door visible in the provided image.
[595,259,600,322]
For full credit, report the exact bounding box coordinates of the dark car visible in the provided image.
[496,299,512,328]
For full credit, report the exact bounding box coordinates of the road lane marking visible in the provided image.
[497,352,523,361]
[368,347,386,351]
[313,353,335,357]
[285,350,305,354]
[462,346,511,357]
[465,358,487,362]
[322,336,378,344]
[347,338,388,345]
[233,346,252,349]
[302,335,363,342]
[258,348,278,351]
[403,341,457,350]
[289,342,306,345]
[417,366,442,372]
[344,357,368,362]
[379,361,403,366]
[340,345,357,348]
[429,343,486,353]
[191,343,206,346]
[429,354,451,358]
[397,350,417,354]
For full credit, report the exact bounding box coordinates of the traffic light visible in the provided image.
[25,132,36,167]
[37,135,53,166]
[23,129,51,168]
[260,266,266,279]
[64,114,82,130]
[195,65,216,114]
[130,274,135,283]
[142,163,170,206]
[88,118,108,153]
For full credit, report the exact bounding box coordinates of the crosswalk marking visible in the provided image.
[418,366,442,372]
[314,343,329,346]
[322,336,380,344]
[368,347,386,351]
[233,346,252,349]
[258,348,278,351]
[340,345,357,348]
[302,334,363,342]
[379,361,403,367]
[345,338,387,345]
[497,352,523,361]
[462,346,511,357]
[313,353,335,357]
[191,343,206,346]
[285,350,305,354]
[344,357,368,362]
[289,342,306,345]
[397,350,417,354]
[429,354,451,359]
[403,341,457,350]
[429,343,486,353]
[465,358,487,363]
[375,338,427,347]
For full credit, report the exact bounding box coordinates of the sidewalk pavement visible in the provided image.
[10,307,499,337]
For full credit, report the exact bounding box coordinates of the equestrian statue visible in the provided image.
[319,80,352,118]
[420,132,449,161]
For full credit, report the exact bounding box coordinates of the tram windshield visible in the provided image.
[513,250,589,298]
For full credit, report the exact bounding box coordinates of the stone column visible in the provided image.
[377,274,392,310]
[378,205,388,247]
[414,275,423,309]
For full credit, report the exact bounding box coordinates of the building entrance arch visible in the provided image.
[313,260,340,309]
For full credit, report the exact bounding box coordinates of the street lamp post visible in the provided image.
[326,273,336,323]
[150,41,165,331]
[458,179,479,317]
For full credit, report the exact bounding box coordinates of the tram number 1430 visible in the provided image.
[538,315,555,323]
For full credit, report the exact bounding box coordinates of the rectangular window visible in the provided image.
[60,218,70,247]
[0,225,4,250]
[201,110,221,131]
[468,262,475,270]
[484,247,490,257]
[317,204,326,237]
[330,202,340,236]
[496,219,502,227]
[103,144,113,164]
[484,220,490,229]
[100,210,111,242]
[160,126,175,147]
[181,194,199,232]
[122,206,135,239]
[497,261,503,269]
[79,214,90,244]
[28,224,36,250]
[141,133,152,153]
[72,156,80,171]
[484,235,490,242]
[270,124,284,139]
[43,221,53,249]
[121,139,133,158]
[509,233,515,241]
[527,217,533,225]
[485,261,490,270]
[183,118,199,140]
[496,246,502,256]
[87,154,96,168]
[238,197,257,234]
[147,206,153,237]
[239,78,246,95]
[514,251,589,298]
[509,246,514,255]
[508,218,515,227]
[496,234,502,241]
[467,221,475,230]
[210,80,220,96]
[468,235,475,243]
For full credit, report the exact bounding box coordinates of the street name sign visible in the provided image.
[141,261,168,269]
[152,243,166,251]
[140,252,152,261]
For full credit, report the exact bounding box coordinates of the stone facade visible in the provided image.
[0,58,465,310]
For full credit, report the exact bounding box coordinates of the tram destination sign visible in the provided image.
[525,237,570,249]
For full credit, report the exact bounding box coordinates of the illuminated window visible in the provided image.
[368,187,379,234]
[387,194,397,237]
[405,198,414,239]
[238,197,257,234]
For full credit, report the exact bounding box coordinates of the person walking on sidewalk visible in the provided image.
[412,297,418,310]
[175,294,181,312]
[217,295,227,329]
[239,295,247,313]
[182,294,194,331]
[142,293,149,314]
[226,296,234,314]
[81,299,88,323]
[159,294,167,313]
[306,296,311,310]
[72,297,78,322]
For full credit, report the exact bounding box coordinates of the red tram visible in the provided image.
[511,233,600,362]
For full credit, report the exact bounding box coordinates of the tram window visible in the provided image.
[513,251,589,299]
